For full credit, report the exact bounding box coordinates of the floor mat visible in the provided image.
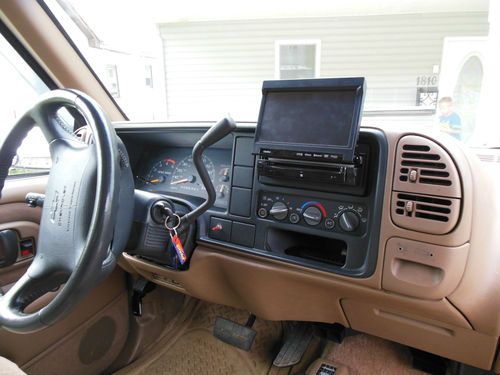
[118,302,283,375]
[118,302,425,375]
[324,333,428,374]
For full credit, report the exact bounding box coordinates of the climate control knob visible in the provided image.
[303,206,323,226]
[270,202,288,221]
[338,210,360,232]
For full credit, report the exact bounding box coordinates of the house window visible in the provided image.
[276,40,320,79]
[145,64,153,88]
[103,64,120,98]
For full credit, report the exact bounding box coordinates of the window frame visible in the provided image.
[275,39,321,80]
[0,22,55,179]
[0,19,57,90]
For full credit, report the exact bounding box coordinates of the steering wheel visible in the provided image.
[0,89,134,333]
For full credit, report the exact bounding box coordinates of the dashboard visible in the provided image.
[124,124,385,278]
[117,122,500,373]
[115,77,500,372]
[135,147,232,209]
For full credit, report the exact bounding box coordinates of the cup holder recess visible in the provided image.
[265,228,347,267]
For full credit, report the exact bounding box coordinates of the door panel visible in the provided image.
[0,177,45,293]
[0,176,130,373]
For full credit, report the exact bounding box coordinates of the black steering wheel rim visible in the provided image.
[0,89,133,333]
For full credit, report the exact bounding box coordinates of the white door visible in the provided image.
[438,37,487,142]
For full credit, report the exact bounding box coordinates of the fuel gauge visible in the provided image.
[142,158,176,186]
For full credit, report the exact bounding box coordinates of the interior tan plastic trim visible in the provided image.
[122,246,500,369]
[0,176,47,205]
[377,129,472,248]
[448,148,500,336]
[382,237,469,300]
[0,2,126,121]
[0,177,44,292]
[0,269,127,367]
[341,299,497,370]
[22,292,129,374]
[122,245,472,329]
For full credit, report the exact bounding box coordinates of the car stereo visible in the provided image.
[254,78,367,194]
[254,77,365,163]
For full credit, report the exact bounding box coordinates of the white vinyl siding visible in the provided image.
[159,12,488,121]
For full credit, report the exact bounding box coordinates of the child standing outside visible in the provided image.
[438,97,462,140]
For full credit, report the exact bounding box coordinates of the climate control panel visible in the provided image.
[257,192,368,235]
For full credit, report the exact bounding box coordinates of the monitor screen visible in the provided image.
[258,90,356,147]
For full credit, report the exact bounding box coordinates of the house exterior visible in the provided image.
[83,47,166,121]
[50,0,167,121]
[158,10,493,143]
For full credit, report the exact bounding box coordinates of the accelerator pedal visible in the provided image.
[306,359,353,375]
[273,322,314,368]
[213,314,257,352]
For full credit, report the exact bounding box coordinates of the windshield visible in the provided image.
[44,0,500,148]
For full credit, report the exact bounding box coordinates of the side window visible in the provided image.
[276,40,321,79]
[0,33,51,177]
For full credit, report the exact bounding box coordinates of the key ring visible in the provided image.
[164,213,181,232]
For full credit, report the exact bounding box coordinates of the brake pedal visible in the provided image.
[213,314,257,352]
[273,322,314,368]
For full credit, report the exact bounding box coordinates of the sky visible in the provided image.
[59,0,489,53]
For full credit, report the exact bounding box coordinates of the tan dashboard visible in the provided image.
[120,126,500,371]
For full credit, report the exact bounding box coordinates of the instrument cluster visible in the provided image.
[136,148,232,208]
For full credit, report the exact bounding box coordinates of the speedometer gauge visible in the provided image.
[136,149,231,209]
[143,158,176,185]
[170,155,215,194]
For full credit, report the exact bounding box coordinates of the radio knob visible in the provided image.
[257,207,268,218]
[270,202,288,221]
[303,206,323,226]
[339,210,360,232]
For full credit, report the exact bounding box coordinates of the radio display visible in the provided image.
[255,78,365,162]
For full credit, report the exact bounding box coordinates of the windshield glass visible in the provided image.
[44,0,500,147]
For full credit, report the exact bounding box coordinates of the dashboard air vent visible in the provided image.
[393,136,461,198]
[391,192,460,234]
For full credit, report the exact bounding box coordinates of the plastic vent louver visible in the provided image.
[393,136,461,199]
[391,136,462,234]
[391,192,460,234]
